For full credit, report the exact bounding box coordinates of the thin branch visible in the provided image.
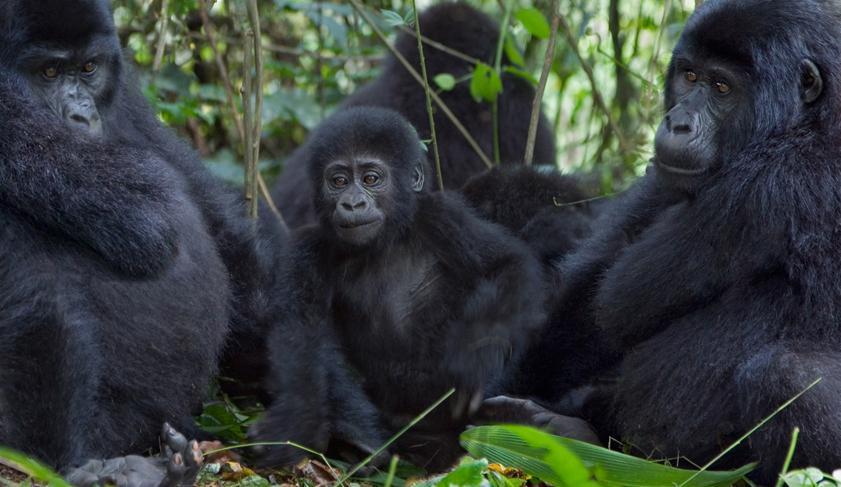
[152,0,170,72]
[411,0,443,191]
[246,0,264,220]
[348,0,493,170]
[242,17,256,218]
[397,26,481,65]
[525,0,560,166]
[197,0,286,228]
[556,10,627,151]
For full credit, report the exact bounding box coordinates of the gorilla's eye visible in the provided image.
[715,81,731,94]
[82,62,97,74]
[684,70,698,82]
[42,66,59,80]
[362,173,380,186]
[332,176,349,187]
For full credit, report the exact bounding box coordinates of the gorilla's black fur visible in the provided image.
[273,2,558,228]
[0,0,284,475]
[461,167,596,264]
[517,0,841,481]
[255,107,546,471]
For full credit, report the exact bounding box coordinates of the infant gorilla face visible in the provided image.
[323,158,389,246]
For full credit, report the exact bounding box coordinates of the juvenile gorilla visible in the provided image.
[273,2,557,228]
[514,0,841,481]
[255,107,546,471]
[0,0,283,482]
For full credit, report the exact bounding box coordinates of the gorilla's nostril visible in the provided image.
[673,123,693,134]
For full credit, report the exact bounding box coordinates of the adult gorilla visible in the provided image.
[0,0,283,483]
[510,0,841,481]
[273,2,557,228]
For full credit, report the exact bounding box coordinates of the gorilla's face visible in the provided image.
[654,54,745,189]
[323,158,390,246]
[18,36,118,138]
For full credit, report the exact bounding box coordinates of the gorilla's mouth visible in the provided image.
[338,219,381,229]
[655,158,709,176]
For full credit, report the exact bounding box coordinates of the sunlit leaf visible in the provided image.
[381,9,405,27]
[470,63,503,103]
[515,8,551,39]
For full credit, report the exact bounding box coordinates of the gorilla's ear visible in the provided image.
[412,163,425,192]
[800,59,823,104]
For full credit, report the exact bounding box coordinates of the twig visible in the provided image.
[348,0,493,170]
[492,0,513,166]
[152,0,170,72]
[525,0,560,166]
[242,18,256,218]
[397,26,481,65]
[245,0,264,220]
[198,0,286,228]
[411,0,443,191]
[556,10,627,151]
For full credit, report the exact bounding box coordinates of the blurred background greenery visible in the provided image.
[112,0,699,194]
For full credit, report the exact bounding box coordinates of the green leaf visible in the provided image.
[515,8,551,39]
[437,458,489,487]
[0,448,71,487]
[461,425,755,487]
[782,468,834,486]
[434,73,456,91]
[381,9,405,27]
[470,63,503,103]
[504,37,525,67]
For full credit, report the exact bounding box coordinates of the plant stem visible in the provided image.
[525,0,560,166]
[246,0,263,219]
[411,0,444,191]
[774,427,800,487]
[491,1,513,166]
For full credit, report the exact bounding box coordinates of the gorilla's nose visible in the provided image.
[67,110,103,137]
[341,198,368,212]
[666,113,695,135]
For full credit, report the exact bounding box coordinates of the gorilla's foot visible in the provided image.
[476,396,600,444]
[66,423,203,487]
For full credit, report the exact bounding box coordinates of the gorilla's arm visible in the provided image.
[417,193,547,400]
[0,77,179,277]
[253,231,385,467]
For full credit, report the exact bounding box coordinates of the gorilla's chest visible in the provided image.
[331,250,443,342]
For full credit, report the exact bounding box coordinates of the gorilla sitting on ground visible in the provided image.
[254,107,547,471]
[273,2,558,228]
[0,0,285,484]
[510,0,841,482]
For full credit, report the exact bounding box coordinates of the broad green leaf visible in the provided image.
[503,37,525,67]
[470,63,503,103]
[434,73,456,91]
[515,8,551,39]
[461,425,755,487]
[783,468,835,486]
[381,9,405,27]
[462,425,598,487]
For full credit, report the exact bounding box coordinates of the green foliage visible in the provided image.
[515,8,550,39]
[461,425,755,487]
[470,62,503,103]
[0,448,70,487]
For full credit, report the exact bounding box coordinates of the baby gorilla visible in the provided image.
[254,107,546,471]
